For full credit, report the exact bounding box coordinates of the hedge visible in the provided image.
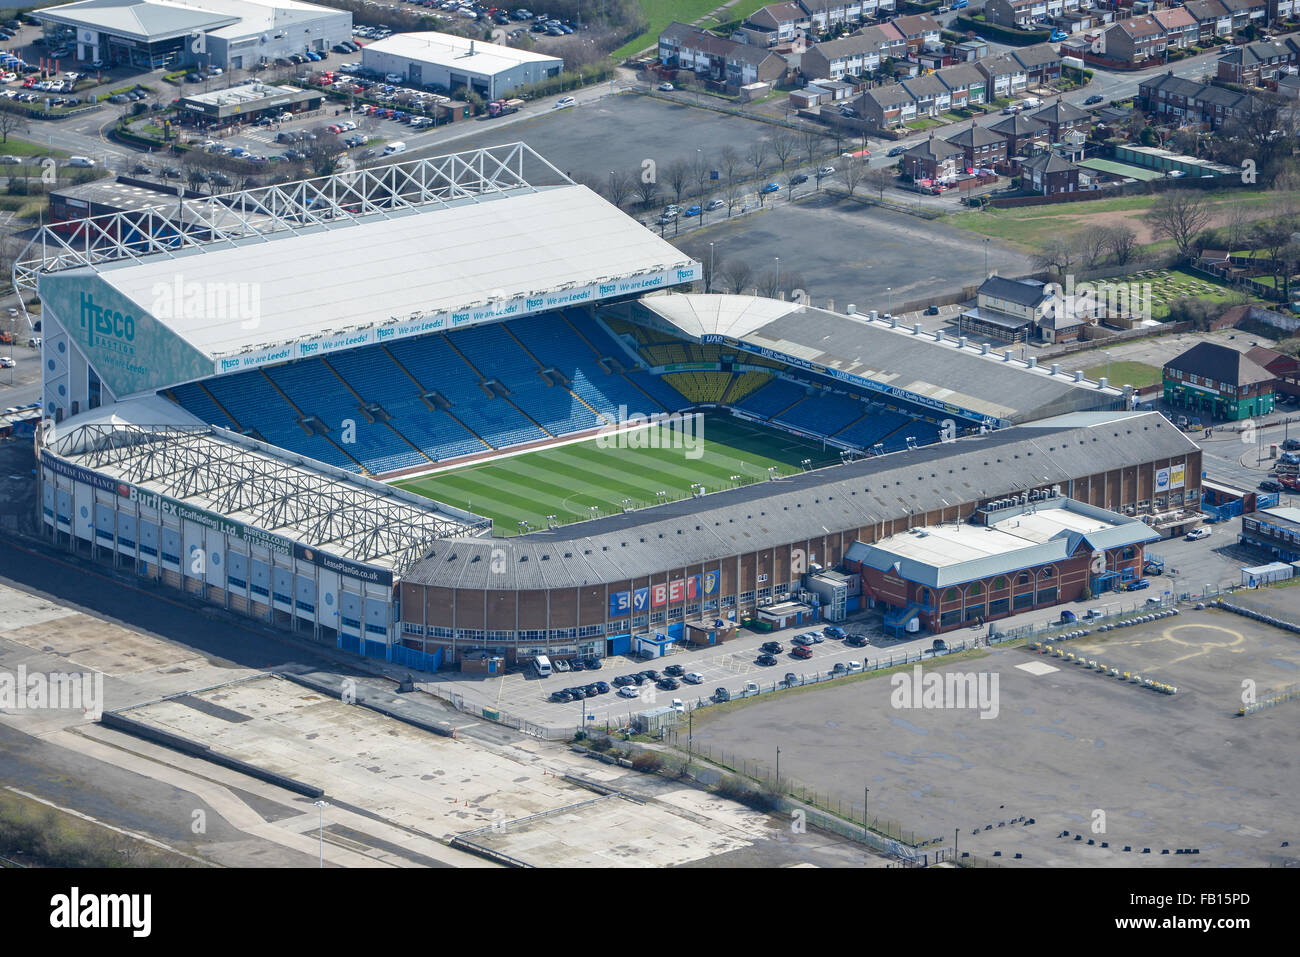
[953,15,1049,46]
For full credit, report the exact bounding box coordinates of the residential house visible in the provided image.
[984,0,1081,29]
[1028,97,1091,140]
[855,83,918,127]
[1246,345,1300,398]
[1152,7,1200,49]
[1138,71,1256,128]
[800,23,906,78]
[1163,342,1276,420]
[902,135,963,180]
[943,121,1008,168]
[1219,0,1269,31]
[800,0,866,33]
[742,1,811,45]
[952,38,990,61]
[1217,34,1300,85]
[1018,149,1081,194]
[977,51,1029,97]
[1188,82,1256,129]
[988,110,1050,154]
[1011,43,1064,85]
[1098,15,1169,65]
[658,23,788,87]
[900,72,951,116]
[936,62,988,106]
[957,276,1055,344]
[892,13,942,52]
[1184,0,1234,43]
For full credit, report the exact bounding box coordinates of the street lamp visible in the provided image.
[775,745,781,783]
[984,237,990,278]
[313,799,328,868]
[708,241,715,293]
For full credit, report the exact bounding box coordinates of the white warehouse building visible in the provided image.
[360,32,563,99]
[35,0,351,71]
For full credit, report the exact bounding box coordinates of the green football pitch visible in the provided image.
[394,413,843,535]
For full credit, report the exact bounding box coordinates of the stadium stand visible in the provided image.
[774,392,867,436]
[662,371,732,405]
[722,371,772,405]
[833,407,914,449]
[169,382,235,430]
[734,378,808,419]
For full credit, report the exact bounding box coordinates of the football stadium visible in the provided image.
[18,144,1203,669]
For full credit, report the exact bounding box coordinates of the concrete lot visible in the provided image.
[674,193,1034,313]
[685,606,1300,867]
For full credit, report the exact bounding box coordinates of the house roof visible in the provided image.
[1151,7,1198,30]
[943,122,1004,149]
[988,111,1049,136]
[1184,0,1230,21]
[893,13,940,37]
[1012,43,1063,70]
[750,1,806,25]
[979,276,1050,307]
[807,25,900,61]
[978,52,1024,78]
[1112,15,1166,40]
[1222,35,1300,67]
[901,73,948,98]
[1140,71,1206,99]
[1246,344,1300,374]
[1164,341,1276,386]
[858,85,914,110]
[905,135,962,162]
[936,62,986,90]
[1030,97,1089,125]
[659,21,786,69]
[1021,151,1079,174]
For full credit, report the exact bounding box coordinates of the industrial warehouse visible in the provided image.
[16,144,1202,672]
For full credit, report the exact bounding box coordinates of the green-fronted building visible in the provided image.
[1162,342,1276,421]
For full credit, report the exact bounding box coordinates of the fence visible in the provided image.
[1037,321,1194,358]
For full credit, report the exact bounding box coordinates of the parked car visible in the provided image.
[845,634,868,647]
[663,663,685,677]
[1123,578,1151,591]
[0,357,14,368]
[830,662,847,675]
[931,639,947,652]
[552,658,570,672]
[807,631,825,644]
[760,641,783,654]
[713,687,731,702]
[791,634,812,647]
[657,82,674,91]
[887,145,907,157]
[784,672,799,687]
[791,646,813,660]
[1282,438,1300,451]
[592,681,610,694]
[756,653,778,666]
[823,626,846,639]
[1059,609,1078,623]
[682,672,703,685]
[1185,527,1212,540]
[549,690,572,702]
[1258,480,1284,493]
[583,657,601,670]
[616,685,640,698]
[789,173,808,185]
[554,95,575,108]
[657,676,680,690]
[847,661,864,673]
[1084,94,1104,105]
[638,669,659,681]
[760,181,780,193]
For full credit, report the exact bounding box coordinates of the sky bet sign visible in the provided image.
[609,571,719,617]
[39,275,212,401]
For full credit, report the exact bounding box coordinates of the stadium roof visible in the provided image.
[46,414,490,574]
[402,411,1198,589]
[617,293,1123,423]
[847,497,1161,588]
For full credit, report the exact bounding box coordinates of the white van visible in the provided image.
[382,141,406,155]
[1020,96,1042,109]
[68,155,95,168]
[533,655,552,678]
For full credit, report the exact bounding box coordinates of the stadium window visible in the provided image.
[296,600,315,613]
[365,623,386,636]
[943,588,959,602]
[650,612,665,624]
[274,591,291,604]
[739,591,755,604]
[228,576,247,589]
[966,582,982,597]
[992,577,1006,590]
[342,617,361,629]
[251,583,269,598]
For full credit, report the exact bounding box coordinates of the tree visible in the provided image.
[800,126,822,166]
[605,168,634,209]
[865,165,893,200]
[0,109,30,144]
[745,139,768,176]
[1032,236,1080,276]
[1252,218,1296,291]
[759,266,782,298]
[1145,192,1213,259]
[1224,200,1252,254]
[771,133,796,171]
[691,151,711,200]
[723,180,744,216]
[1104,225,1139,266]
[718,145,742,186]
[701,251,718,293]
[636,174,661,210]
[1078,226,1113,269]
[665,158,690,204]
[723,259,754,294]
[839,156,864,196]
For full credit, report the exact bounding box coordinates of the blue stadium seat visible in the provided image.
[734,378,807,419]
[774,392,867,436]
[169,382,235,429]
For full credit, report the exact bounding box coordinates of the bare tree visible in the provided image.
[1224,199,1252,254]
[723,259,754,294]
[691,151,711,200]
[636,175,661,210]
[1032,236,1080,276]
[1104,225,1139,266]
[839,156,865,196]
[723,180,744,216]
[665,158,691,205]
[1252,218,1296,290]
[1078,226,1113,268]
[759,266,782,298]
[0,108,30,145]
[1145,192,1213,258]
[745,139,769,176]
[771,133,797,171]
[800,126,823,166]
[718,145,742,186]
[606,168,634,208]
[865,165,893,200]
